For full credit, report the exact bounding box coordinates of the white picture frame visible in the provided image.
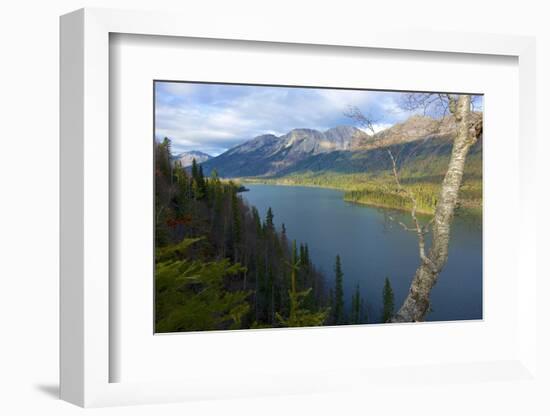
[60,7,538,408]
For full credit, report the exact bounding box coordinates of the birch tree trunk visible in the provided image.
[392,95,480,322]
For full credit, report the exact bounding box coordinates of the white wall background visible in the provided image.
[1,1,548,415]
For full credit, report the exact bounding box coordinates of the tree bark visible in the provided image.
[392,95,479,322]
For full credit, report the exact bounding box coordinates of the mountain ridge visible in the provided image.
[174,150,212,167]
[201,114,481,178]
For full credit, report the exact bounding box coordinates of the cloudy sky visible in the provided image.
[154,82,481,156]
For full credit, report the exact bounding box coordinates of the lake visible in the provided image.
[242,184,482,323]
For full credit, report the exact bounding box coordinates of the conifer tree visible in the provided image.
[276,240,328,328]
[382,277,395,323]
[333,255,345,324]
[191,158,199,182]
[231,192,242,261]
[154,140,331,332]
[351,284,361,324]
[251,206,262,236]
[304,245,310,267]
[155,238,250,332]
[328,287,334,313]
[157,137,172,178]
[265,207,274,232]
[198,165,207,197]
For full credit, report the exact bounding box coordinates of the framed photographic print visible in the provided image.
[152,81,483,332]
[60,8,538,408]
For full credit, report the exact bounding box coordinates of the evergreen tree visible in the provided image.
[328,287,334,314]
[351,284,360,324]
[299,243,305,267]
[154,139,332,332]
[276,240,328,328]
[190,158,205,200]
[231,192,242,261]
[191,158,199,182]
[158,137,172,177]
[198,165,207,197]
[198,164,205,181]
[155,238,250,332]
[382,277,395,323]
[251,206,262,235]
[265,207,274,231]
[211,171,222,202]
[304,245,310,267]
[333,255,345,324]
[361,297,367,324]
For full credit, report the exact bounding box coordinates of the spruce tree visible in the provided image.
[382,277,395,323]
[251,206,262,236]
[231,192,242,261]
[158,137,172,177]
[198,165,207,197]
[191,158,199,182]
[351,284,361,324]
[265,207,274,231]
[276,240,328,328]
[333,255,344,324]
[155,238,250,332]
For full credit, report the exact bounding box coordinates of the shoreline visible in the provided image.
[238,178,482,218]
[343,197,435,215]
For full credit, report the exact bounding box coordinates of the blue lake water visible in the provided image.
[242,184,482,323]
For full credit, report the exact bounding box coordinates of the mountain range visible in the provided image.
[199,114,482,179]
[174,150,212,167]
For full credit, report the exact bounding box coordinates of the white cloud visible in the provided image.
[155,83,415,154]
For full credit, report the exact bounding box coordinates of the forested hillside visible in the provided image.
[155,138,372,332]
[247,135,482,215]
[201,114,483,216]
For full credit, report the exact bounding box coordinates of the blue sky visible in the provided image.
[155,82,482,156]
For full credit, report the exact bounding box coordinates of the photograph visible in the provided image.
[154,81,483,333]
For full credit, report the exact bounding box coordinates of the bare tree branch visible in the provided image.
[387,150,437,271]
[344,105,377,134]
[345,92,483,322]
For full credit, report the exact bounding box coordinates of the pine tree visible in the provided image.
[251,206,262,235]
[154,139,332,332]
[198,165,207,197]
[191,158,199,182]
[328,287,334,315]
[158,137,172,177]
[299,243,305,266]
[382,277,395,323]
[190,158,205,200]
[333,255,345,324]
[265,207,274,232]
[231,191,242,261]
[351,284,361,324]
[276,240,328,328]
[155,238,250,332]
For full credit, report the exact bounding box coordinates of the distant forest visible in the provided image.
[155,138,380,332]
